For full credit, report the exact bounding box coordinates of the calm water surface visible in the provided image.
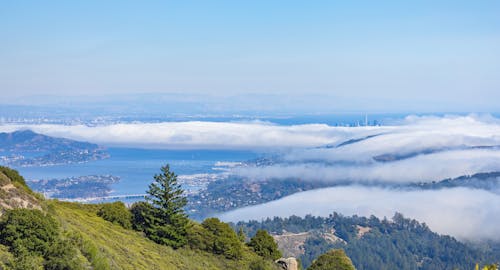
[14,148,260,196]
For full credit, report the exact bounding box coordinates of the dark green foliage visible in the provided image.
[0,209,58,256]
[147,164,188,220]
[248,230,282,261]
[301,237,333,267]
[97,201,132,229]
[187,222,213,251]
[236,213,500,269]
[130,201,154,232]
[144,218,187,249]
[307,249,355,270]
[187,218,243,259]
[43,238,84,270]
[0,166,27,188]
[135,165,190,249]
[0,209,86,269]
[203,218,243,259]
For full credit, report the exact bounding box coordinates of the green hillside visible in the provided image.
[0,166,279,270]
[48,201,273,270]
[2,165,497,270]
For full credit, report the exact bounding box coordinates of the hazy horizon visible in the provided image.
[1,1,499,113]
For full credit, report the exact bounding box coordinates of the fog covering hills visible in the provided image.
[1,114,500,243]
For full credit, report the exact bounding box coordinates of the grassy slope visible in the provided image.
[49,201,270,270]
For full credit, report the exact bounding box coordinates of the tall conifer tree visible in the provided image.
[145,164,189,248]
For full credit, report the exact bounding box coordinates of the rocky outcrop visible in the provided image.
[273,232,310,257]
[0,170,40,215]
[276,257,299,270]
[273,229,346,258]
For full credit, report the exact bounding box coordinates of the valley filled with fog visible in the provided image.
[1,114,500,243]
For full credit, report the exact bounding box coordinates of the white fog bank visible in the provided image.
[2,114,500,183]
[219,186,500,242]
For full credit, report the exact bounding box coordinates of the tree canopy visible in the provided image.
[132,164,190,249]
[308,249,355,270]
[248,229,282,261]
[97,201,132,229]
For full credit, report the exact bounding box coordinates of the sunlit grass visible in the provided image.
[49,201,271,270]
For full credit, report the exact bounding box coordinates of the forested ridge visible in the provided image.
[235,213,500,269]
[0,165,498,269]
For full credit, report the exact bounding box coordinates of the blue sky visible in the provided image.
[1,1,499,112]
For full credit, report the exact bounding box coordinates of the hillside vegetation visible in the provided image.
[0,166,279,270]
[236,213,500,269]
[0,165,497,270]
[49,201,274,269]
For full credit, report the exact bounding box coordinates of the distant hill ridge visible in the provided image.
[0,130,109,167]
[0,129,97,152]
[235,213,500,269]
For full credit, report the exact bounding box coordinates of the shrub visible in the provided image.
[43,238,85,270]
[97,201,132,229]
[248,230,282,261]
[0,209,86,269]
[0,209,58,256]
[130,201,154,232]
[202,218,244,259]
[307,249,355,270]
[186,218,243,259]
[0,244,14,269]
[187,223,212,251]
[13,254,44,270]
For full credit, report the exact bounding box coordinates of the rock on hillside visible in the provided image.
[0,167,41,214]
[276,257,299,270]
[273,230,346,258]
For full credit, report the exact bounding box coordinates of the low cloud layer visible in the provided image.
[2,114,500,183]
[233,114,500,183]
[236,149,500,183]
[0,114,499,150]
[3,114,500,242]
[219,186,500,242]
[0,121,352,149]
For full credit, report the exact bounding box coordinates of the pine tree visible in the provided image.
[144,164,189,249]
